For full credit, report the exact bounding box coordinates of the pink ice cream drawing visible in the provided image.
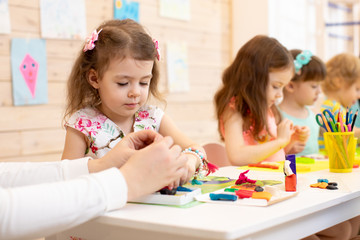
[19,54,39,98]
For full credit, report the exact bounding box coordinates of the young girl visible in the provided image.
[62,19,212,186]
[278,49,326,156]
[214,35,306,166]
[320,53,360,138]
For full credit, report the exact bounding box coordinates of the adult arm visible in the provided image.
[0,167,127,240]
[0,132,186,240]
[0,158,90,188]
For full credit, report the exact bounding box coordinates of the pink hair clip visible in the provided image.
[83,29,103,52]
[153,39,161,61]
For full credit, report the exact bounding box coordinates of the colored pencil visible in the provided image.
[351,110,358,131]
[346,107,349,125]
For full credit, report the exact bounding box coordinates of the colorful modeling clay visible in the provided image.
[235,170,256,185]
[254,186,264,192]
[235,190,253,199]
[209,193,238,201]
[252,191,272,201]
[296,157,315,164]
[317,178,329,183]
[224,188,237,192]
[310,180,338,190]
[176,186,193,192]
[248,162,279,169]
[284,155,297,192]
[159,187,177,195]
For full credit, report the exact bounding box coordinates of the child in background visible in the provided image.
[214,35,308,166]
[320,53,360,141]
[62,19,213,186]
[302,53,360,240]
[278,49,326,156]
[321,53,360,113]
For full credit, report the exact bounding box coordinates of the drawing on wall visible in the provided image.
[40,0,86,39]
[114,0,139,22]
[11,38,48,106]
[159,0,190,21]
[166,42,189,93]
[0,0,10,34]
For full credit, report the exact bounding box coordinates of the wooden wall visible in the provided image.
[0,0,231,162]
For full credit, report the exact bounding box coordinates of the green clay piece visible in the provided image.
[296,157,315,164]
[224,188,237,192]
[260,180,282,186]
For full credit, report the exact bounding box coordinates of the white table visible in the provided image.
[48,167,360,240]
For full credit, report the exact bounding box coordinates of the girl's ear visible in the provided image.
[87,69,100,89]
[284,82,295,93]
[332,77,342,88]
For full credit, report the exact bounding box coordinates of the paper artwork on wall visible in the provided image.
[159,0,190,21]
[166,42,189,93]
[114,0,139,22]
[0,0,11,34]
[11,38,48,106]
[40,0,86,39]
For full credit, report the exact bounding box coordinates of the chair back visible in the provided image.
[203,142,231,167]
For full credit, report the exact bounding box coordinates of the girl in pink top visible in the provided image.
[215,35,309,166]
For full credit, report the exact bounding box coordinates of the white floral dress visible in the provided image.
[65,105,164,158]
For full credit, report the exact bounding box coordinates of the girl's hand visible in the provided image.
[277,119,294,147]
[285,126,310,154]
[293,126,310,143]
[286,141,306,154]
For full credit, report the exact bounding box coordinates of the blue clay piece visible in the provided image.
[177,186,193,192]
[209,193,238,201]
[318,179,329,183]
[191,179,203,185]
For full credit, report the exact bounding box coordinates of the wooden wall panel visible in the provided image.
[0,0,230,162]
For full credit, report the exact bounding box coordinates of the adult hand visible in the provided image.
[88,130,161,173]
[176,153,197,186]
[120,136,187,201]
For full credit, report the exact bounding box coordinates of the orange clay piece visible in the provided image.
[310,182,328,189]
[248,163,279,169]
[251,191,272,201]
[310,183,321,188]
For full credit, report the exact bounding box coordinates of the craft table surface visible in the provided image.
[47,166,360,240]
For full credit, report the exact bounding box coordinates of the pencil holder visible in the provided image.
[324,132,355,173]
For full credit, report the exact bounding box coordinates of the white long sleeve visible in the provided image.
[0,158,90,187]
[0,159,128,240]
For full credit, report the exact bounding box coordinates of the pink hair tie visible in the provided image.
[153,39,161,61]
[83,29,103,52]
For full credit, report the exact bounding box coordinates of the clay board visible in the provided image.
[130,187,202,206]
[195,185,298,207]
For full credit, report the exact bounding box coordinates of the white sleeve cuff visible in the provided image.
[62,157,91,180]
[92,168,128,211]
